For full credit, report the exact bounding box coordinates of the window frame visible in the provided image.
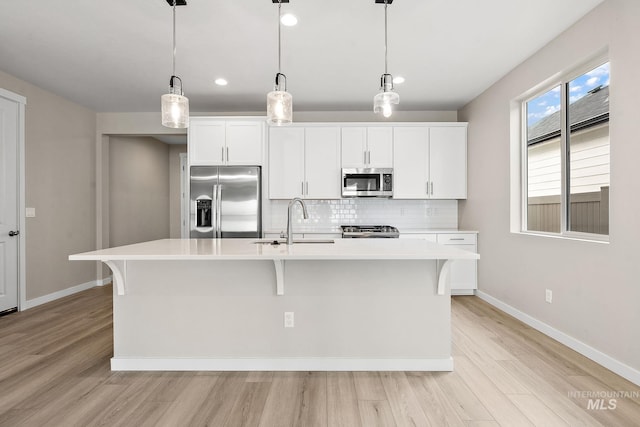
[518,53,610,243]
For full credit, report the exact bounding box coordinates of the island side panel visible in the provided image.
[112,259,450,368]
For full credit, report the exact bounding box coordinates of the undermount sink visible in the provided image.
[253,239,335,245]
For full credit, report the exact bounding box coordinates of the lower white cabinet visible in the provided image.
[400,232,478,295]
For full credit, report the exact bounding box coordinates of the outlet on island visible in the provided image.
[284,311,294,328]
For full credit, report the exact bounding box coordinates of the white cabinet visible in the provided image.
[393,125,467,199]
[393,127,430,198]
[400,232,477,295]
[189,118,263,166]
[268,127,305,199]
[430,127,467,199]
[189,120,225,165]
[437,233,477,295]
[305,127,342,199]
[269,126,341,199]
[224,122,264,165]
[341,127,393,168]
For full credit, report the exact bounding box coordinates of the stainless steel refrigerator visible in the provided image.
[190,166,262,238]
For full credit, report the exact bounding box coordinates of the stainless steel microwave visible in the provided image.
[342,168,393,197]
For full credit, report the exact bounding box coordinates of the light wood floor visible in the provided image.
[1,285,638,426]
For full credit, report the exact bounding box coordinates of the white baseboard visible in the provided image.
[111,357,454,372]
[21,276,112,310]
[475,290,640,387]
[96,276,112,286]
[451,289,475,296]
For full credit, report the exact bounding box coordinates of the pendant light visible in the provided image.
[161,0,189,128]
[266,0,293,125]
[373,0,399,118]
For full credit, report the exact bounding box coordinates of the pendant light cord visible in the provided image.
[172,0,177,77]
[384,0,388,75]
[278,0,282,74]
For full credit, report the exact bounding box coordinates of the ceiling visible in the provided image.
[1,0,604,114]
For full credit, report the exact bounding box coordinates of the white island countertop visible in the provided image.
[71,238,479,297]
[70,238,480,262]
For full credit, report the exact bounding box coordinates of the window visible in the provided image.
[523,61,610,238]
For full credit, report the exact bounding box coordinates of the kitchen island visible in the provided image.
[70,238,479,371]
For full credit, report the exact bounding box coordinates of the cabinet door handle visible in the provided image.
[226,147,229,162]
[301,182,304,195]
[363,151,367,165]
[305,181,309,195]
[449,238,465,241]
[426,181,429,195]
[430,182,434,195]
[367,150,371,165]
[221,147,225,162]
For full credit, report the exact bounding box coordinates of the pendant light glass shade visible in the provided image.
[161,1,189,128]
[162,77,189,128]
[267,73,292,125]
[267,1,292,126]
[267,90,293,125]
[373,1,399,118]
[373,73,399,118]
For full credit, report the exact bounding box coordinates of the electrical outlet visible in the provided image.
[545,289,553,304]
[284,312,294,328]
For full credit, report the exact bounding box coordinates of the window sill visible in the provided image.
[516,230,609,244]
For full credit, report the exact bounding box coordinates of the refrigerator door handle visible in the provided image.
[217,184,222,238]
[212,184,218,238]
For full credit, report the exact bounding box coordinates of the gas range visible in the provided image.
[340,225,400,238]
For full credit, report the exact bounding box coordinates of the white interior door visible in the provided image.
[0,94,20,313]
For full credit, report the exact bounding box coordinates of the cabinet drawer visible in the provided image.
[437,233,476,245]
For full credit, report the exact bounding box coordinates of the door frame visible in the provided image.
[0,88,26,311]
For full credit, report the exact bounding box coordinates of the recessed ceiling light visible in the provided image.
[281,13,298,26]
[215,78,228,86]
[393,76,405,84]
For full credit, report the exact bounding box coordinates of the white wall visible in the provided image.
[0,69,97,302]
[459,0,640,381]
[109,136,170,247]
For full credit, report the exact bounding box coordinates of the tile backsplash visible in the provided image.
[266,199,458,233]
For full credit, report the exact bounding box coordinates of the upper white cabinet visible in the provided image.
[305,127,342,199]
[189,118,263,166]
[341,127,393,168]
[269,126,341,199]
[393,124,467,199]
[429,126,467,199]
[189,120,225,165]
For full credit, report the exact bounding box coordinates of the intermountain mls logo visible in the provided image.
[568,390,640,410]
